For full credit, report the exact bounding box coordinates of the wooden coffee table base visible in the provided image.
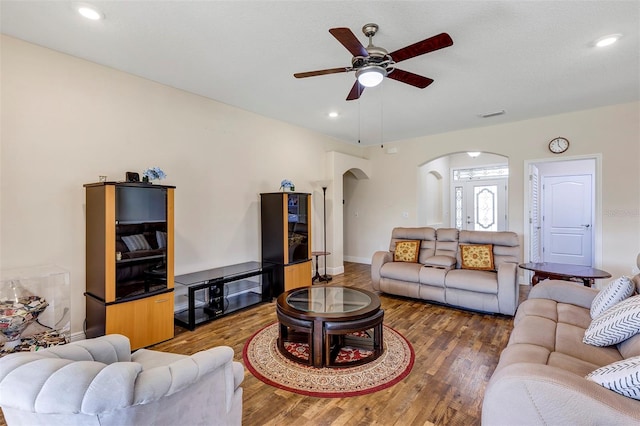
[276,305,384,368]
[276,286,384,368]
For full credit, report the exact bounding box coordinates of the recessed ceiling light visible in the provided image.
[595,34,621,48]
[328,112,339,118]
[77,4,103,20]
[478,110,505,119]
[467,152,481,158]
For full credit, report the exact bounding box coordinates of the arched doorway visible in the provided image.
[418,152,510,230]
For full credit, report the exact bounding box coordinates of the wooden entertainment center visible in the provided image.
[84,182,175,350]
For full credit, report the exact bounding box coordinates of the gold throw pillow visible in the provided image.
[460,244,495,270]
[394,240,421,263]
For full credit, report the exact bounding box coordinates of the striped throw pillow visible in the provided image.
[156,231,167,249]
[121,234,152,252]
[583,295,640,346]
[591,276,635,319]
[586,355,640,400]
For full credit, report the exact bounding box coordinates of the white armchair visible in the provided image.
[0,334,243,425]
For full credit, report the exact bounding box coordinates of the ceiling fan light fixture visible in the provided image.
[595,34,622,47]
[77,4,103,20]
[356,66,387,87]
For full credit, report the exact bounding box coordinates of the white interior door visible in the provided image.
[542,174,593,265]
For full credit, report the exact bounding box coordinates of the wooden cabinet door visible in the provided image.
[106,293,174,350]
[284,261,312,291]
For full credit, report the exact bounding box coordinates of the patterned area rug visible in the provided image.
[242,323,414,397]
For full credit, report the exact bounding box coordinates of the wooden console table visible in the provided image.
[519,262,611,287]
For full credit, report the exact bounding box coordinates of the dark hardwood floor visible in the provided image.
[0,263,527,426]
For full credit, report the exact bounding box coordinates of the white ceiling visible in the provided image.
[1,1,639,145]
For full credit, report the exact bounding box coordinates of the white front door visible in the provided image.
[542,174,593,265]
[459,179,507,231]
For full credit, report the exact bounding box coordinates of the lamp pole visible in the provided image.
[320,183,332,282]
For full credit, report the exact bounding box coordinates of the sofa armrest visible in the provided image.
[482,363,640,425]
[133,346,241,413]
[496,262,518,315]
[371,251,393,290]
[528,279,598,309]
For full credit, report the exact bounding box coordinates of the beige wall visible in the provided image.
[2,35,639,338]
[0,35,361,336]
[349,101,640,280]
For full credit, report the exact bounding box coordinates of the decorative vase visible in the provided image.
[143,176,150,183]
[0,280,49,350]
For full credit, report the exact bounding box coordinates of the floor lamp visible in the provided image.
[317,180,332,282]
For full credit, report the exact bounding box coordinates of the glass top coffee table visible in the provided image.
[276,286,383,367]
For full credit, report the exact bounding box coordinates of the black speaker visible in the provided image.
[204,282,225,316]
[126,172,140,182]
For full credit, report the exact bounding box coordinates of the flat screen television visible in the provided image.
[116,185,166,224]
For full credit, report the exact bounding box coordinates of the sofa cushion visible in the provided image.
[590,276,635,319]
[619,333,640,359]
[423,255,456,269]
[460,244,494,271]
[434,228,459,258]
[393,240,420,263]
[419,266,447,287]
[514,298,558,325]
[548,352,603,377]
[379,262,423,282]
[584,295,640,347]
[389,227,436,263]
[586,355,640,400]
[557,302,593,329]
[445,269,497,294]
[508,314,558,351]
[458,230,519,269]
[556,322,623,367]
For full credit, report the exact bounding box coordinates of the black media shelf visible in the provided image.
[173,261,274,330]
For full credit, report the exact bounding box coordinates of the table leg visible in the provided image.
[313,318,324,367]
[531,274,541,286]
[312,255,321,283]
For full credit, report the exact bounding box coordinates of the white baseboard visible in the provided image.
[343,256,371,265]
[71,331,86,342]
[330,265,344,275]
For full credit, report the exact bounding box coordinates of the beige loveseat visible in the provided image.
[371,227,520,315]
[0,334,244,425]
[482,266,640,425]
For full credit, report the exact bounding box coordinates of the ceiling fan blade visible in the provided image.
[294,67,349,78]
[387,69,434,88]
[329,27,368,58]
[346,81,365,101]
[389,32,453,63]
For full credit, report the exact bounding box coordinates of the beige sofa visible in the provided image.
[371,227,520,315]
[482,267,640,425]
[0,334,244,425]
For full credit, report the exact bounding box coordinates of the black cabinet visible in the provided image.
[260,192,312,296]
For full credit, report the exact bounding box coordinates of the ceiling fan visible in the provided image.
[294,23,453,101]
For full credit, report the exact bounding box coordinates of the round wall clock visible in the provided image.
[548,137,570,154]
